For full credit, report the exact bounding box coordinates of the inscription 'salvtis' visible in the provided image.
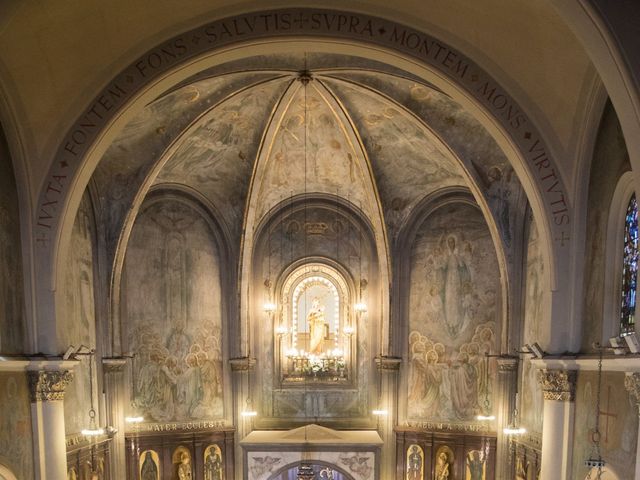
[35,9,570,247]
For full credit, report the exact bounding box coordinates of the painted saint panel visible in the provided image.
[123,197,224,422]
[408,203,499,422]
[139,450,160,480]
[172,446,192,480]
[406,444,424,480]
[465,450,486,480]
[204,445,223,480]
[434,446,454,480]
[520,214,545,435]
[0,372,33,480]
[62,192,98,434]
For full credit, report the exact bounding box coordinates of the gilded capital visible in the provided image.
[624,372,640,414]
[28,370,74,402]
[536,369,576,401]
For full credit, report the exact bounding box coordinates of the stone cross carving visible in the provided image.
[28,370,73,402]
[624,372,640,415]
[536,369,576,401]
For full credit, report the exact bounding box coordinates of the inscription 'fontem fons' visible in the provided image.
[35,8,570,249]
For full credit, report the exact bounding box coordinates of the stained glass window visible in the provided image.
[620,194,638,335]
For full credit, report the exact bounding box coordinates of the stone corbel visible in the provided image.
[536,369,576,401]
[230,357,256,372]
[28,370,74,402]
[375,355,401,372]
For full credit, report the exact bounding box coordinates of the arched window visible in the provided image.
[620,193,639,336]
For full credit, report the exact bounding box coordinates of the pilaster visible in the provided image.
[495,357,518,479]
[375,355,401,480]
[102,358,127,480]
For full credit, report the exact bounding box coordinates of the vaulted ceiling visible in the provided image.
[91,53,522,263]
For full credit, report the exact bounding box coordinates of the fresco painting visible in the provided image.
[408,203,499,422]
[571,371,637,479]
[520,214,545,435]
[123,198,224,423]
[62,193,98,434]
[0,373,33,480]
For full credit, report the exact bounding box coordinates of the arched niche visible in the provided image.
[398,189,502,424]
[277,262,353,384]
[249,194,380,426]
[120,189,231,425]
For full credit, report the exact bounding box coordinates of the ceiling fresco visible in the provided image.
[88,52,525,276]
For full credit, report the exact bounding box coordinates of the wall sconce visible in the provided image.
[263,301,277,313]
[275,325,288,335]
[372,409,388,415]
[476,414,496,421]
[343,325,355,336]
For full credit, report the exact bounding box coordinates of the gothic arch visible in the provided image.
[31,9,569,355]
[602,171,636,341]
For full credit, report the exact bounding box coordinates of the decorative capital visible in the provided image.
[28,370,73,402]
[497,357,518,372]
[102,358,127,373]
[375,356,402,372]
[624,372,640,414]
[536,369,576,401]
[229,357,256,372]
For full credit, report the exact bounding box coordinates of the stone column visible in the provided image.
[28,369,74,480]
[230,356,255,479]
[375,355,401,480]
[537,369,576,480]
[624,372,640,480]
[495,357,518,479]
[102,358,127,480]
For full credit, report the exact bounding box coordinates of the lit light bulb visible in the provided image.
[372,409,388,415]
[241,410,258,417]
[343,326,355,335]
[125,416,144,423]
[263,302,277,313]
[81,428,105,436]
[503,426,526,435]
[476,414,496,421]
[354,302,367,313]
[275,325,288,334]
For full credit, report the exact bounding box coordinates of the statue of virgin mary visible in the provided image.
[307,297,326,354]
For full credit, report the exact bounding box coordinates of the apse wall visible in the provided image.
[405,200,501,424]
[121,193,227,424]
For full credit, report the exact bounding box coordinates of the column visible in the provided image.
[495,357,518,479]
[28,368,74,480]
[102,358,127,480]
[624,372,640,480]
[375,355,401,480]
[537,369,576,480]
